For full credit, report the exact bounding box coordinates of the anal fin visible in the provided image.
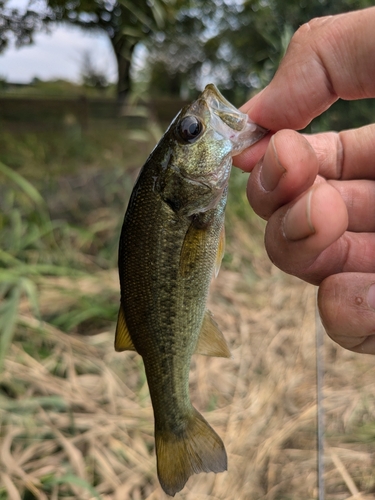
[114,306,136,352]
[194,310,230,358]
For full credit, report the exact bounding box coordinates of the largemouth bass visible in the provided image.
[115,84,266,496]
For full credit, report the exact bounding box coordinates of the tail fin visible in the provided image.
[155,408,227,496]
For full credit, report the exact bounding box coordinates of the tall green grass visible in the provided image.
[0,161,49,370]
[0,121,159,374]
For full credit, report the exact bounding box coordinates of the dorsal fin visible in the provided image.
[114,306,136,352]
[194,310,231,358]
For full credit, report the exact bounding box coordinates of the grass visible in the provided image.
[0,124,148,180]
[1,112,375,499]
[1,78,117,98]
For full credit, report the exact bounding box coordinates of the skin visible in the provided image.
[235,7,375,354]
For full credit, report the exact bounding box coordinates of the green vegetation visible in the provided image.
[0,114,155,374]
[0,124,146,178]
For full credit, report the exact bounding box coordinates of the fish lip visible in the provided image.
[202,84,240,114]
[201,84,268,153]
[201,84,248,131]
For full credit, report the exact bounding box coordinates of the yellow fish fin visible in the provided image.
[155,407,227,496]
[194,310,231,358]
[179,222,206,277]
[214,225,225,278]
[114,306,136,352]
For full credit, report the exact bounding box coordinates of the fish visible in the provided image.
[115,84,267,496]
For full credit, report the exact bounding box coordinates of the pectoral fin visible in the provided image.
[214,225,225,278]
[180,220,225,278]
[195,310,231,358]
[114,306,136,352]
[180,222,206,277]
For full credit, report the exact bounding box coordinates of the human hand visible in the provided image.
[235,7,375,354]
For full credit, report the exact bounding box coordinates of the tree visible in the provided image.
[0,0,43,52]
[44,0,176,105]
[146,0,374,105]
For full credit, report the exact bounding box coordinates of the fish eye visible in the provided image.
[178,116,203,143]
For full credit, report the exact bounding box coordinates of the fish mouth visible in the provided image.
[201,84,268,155]
[202,84,248,132]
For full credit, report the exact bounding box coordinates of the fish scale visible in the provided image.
[115,84,267,496]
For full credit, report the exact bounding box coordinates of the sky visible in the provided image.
[0,1,118,84]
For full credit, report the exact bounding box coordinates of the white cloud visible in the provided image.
[0,24,117,84]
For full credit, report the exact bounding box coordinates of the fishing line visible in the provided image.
[316,293,325,500]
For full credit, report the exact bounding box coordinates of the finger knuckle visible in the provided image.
[290,16,333,51]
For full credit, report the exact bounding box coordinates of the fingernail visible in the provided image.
[367,284,375,310]
[260,135,286,191]
[283,188,316,241]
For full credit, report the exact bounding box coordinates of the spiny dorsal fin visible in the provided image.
[194,310,231,358]
[114,306,136,352]
[214,225,225,278]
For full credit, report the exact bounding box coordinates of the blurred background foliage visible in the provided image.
[1,0,375,129]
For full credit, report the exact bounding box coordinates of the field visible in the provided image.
[1,97,375,500]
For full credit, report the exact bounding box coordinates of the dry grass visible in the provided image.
[2,239,375,499]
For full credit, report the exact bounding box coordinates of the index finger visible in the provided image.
[243,7,375,131]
